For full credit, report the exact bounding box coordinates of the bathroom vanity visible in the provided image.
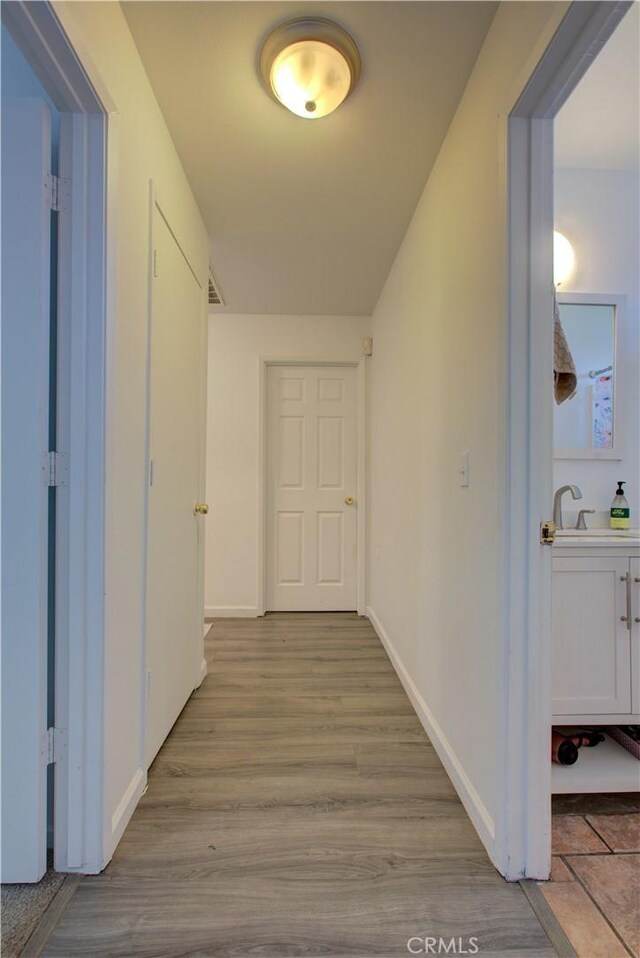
[552,531,640,793]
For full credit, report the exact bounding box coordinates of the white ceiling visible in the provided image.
[555,3,639,172]
[122,1,497,314]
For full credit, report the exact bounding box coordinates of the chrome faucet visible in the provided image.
[576,509,595,530]
[553,484,582,530]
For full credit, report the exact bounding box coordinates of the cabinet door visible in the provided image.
[632,557,640,712]
[552,556,631,714]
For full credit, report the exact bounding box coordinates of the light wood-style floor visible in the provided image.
[44,614,555,957]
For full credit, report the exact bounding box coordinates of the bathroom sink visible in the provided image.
[557,528,639,538]
[555,529,640,548]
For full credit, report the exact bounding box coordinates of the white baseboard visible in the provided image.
[110,766,146,848]
[366,606,496,861]
[197,656,208,687]
[205,606,259,618]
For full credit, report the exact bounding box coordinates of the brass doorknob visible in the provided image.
[194,503,209,515]
[344,496,354,506]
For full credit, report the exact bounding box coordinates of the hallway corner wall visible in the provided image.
[366,1,570,872]
[205,313,370,617]
[53,1,209,869]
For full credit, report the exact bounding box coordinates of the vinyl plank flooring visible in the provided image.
[182,693,414,719]
[138,770,461,816]
[166,715,428,746]
[203,660,395,676]
[98,813,488,882]
[211,644,390,658]
[44,614,554,958]
[183,692,346,718]
[148,743,358,776]
[48,877,552,958]
[354,742,447,773]
[193,676,404,697]
[45,875,552,958]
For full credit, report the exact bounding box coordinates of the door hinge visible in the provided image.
[540,520,556,544]
[46,727,67,765]
[44,451,68,487]
[45,173,69,212]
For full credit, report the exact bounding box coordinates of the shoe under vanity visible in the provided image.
[552,528,640,793]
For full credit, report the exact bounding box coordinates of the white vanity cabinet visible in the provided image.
[552,554,632,715]
[551,538,640,795]
[552,540,640,721]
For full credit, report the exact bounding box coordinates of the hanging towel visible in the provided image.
[593,375,613,449]
[554,292,577,404]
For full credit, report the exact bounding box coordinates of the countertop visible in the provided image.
[554,530,640,549]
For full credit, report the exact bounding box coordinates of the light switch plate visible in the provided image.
[459,452,469,487]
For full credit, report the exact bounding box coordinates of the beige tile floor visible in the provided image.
[541,805,640,957]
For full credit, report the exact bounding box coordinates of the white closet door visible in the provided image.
[145,205,204,766]
[1,98,52,882]
[266,365,357,612]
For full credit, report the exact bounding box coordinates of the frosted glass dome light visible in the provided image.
[554,231,576,287]
[261,19,361,120]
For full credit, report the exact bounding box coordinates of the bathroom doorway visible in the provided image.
[505,0,634,880]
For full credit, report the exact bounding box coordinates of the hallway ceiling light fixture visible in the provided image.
[553,231,576,287]
[260,18,361,119]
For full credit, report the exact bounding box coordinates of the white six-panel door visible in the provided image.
[266,365,357,612]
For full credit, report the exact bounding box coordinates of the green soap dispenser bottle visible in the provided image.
[610,482,630,530]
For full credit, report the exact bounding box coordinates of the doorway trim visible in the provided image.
[257,358,367,617]
[502,0,631,879]
[1,1,113,873]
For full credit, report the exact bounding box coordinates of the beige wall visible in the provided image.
[367,2,569,866]
[56,1,209,867]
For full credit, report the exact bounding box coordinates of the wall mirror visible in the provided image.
[554,293,623,460]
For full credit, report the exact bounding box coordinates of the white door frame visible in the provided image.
[502,0,631,879]
[258,358,367,617]
[2,1,113,873]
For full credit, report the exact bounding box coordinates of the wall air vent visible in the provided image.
[208,269,224,307]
